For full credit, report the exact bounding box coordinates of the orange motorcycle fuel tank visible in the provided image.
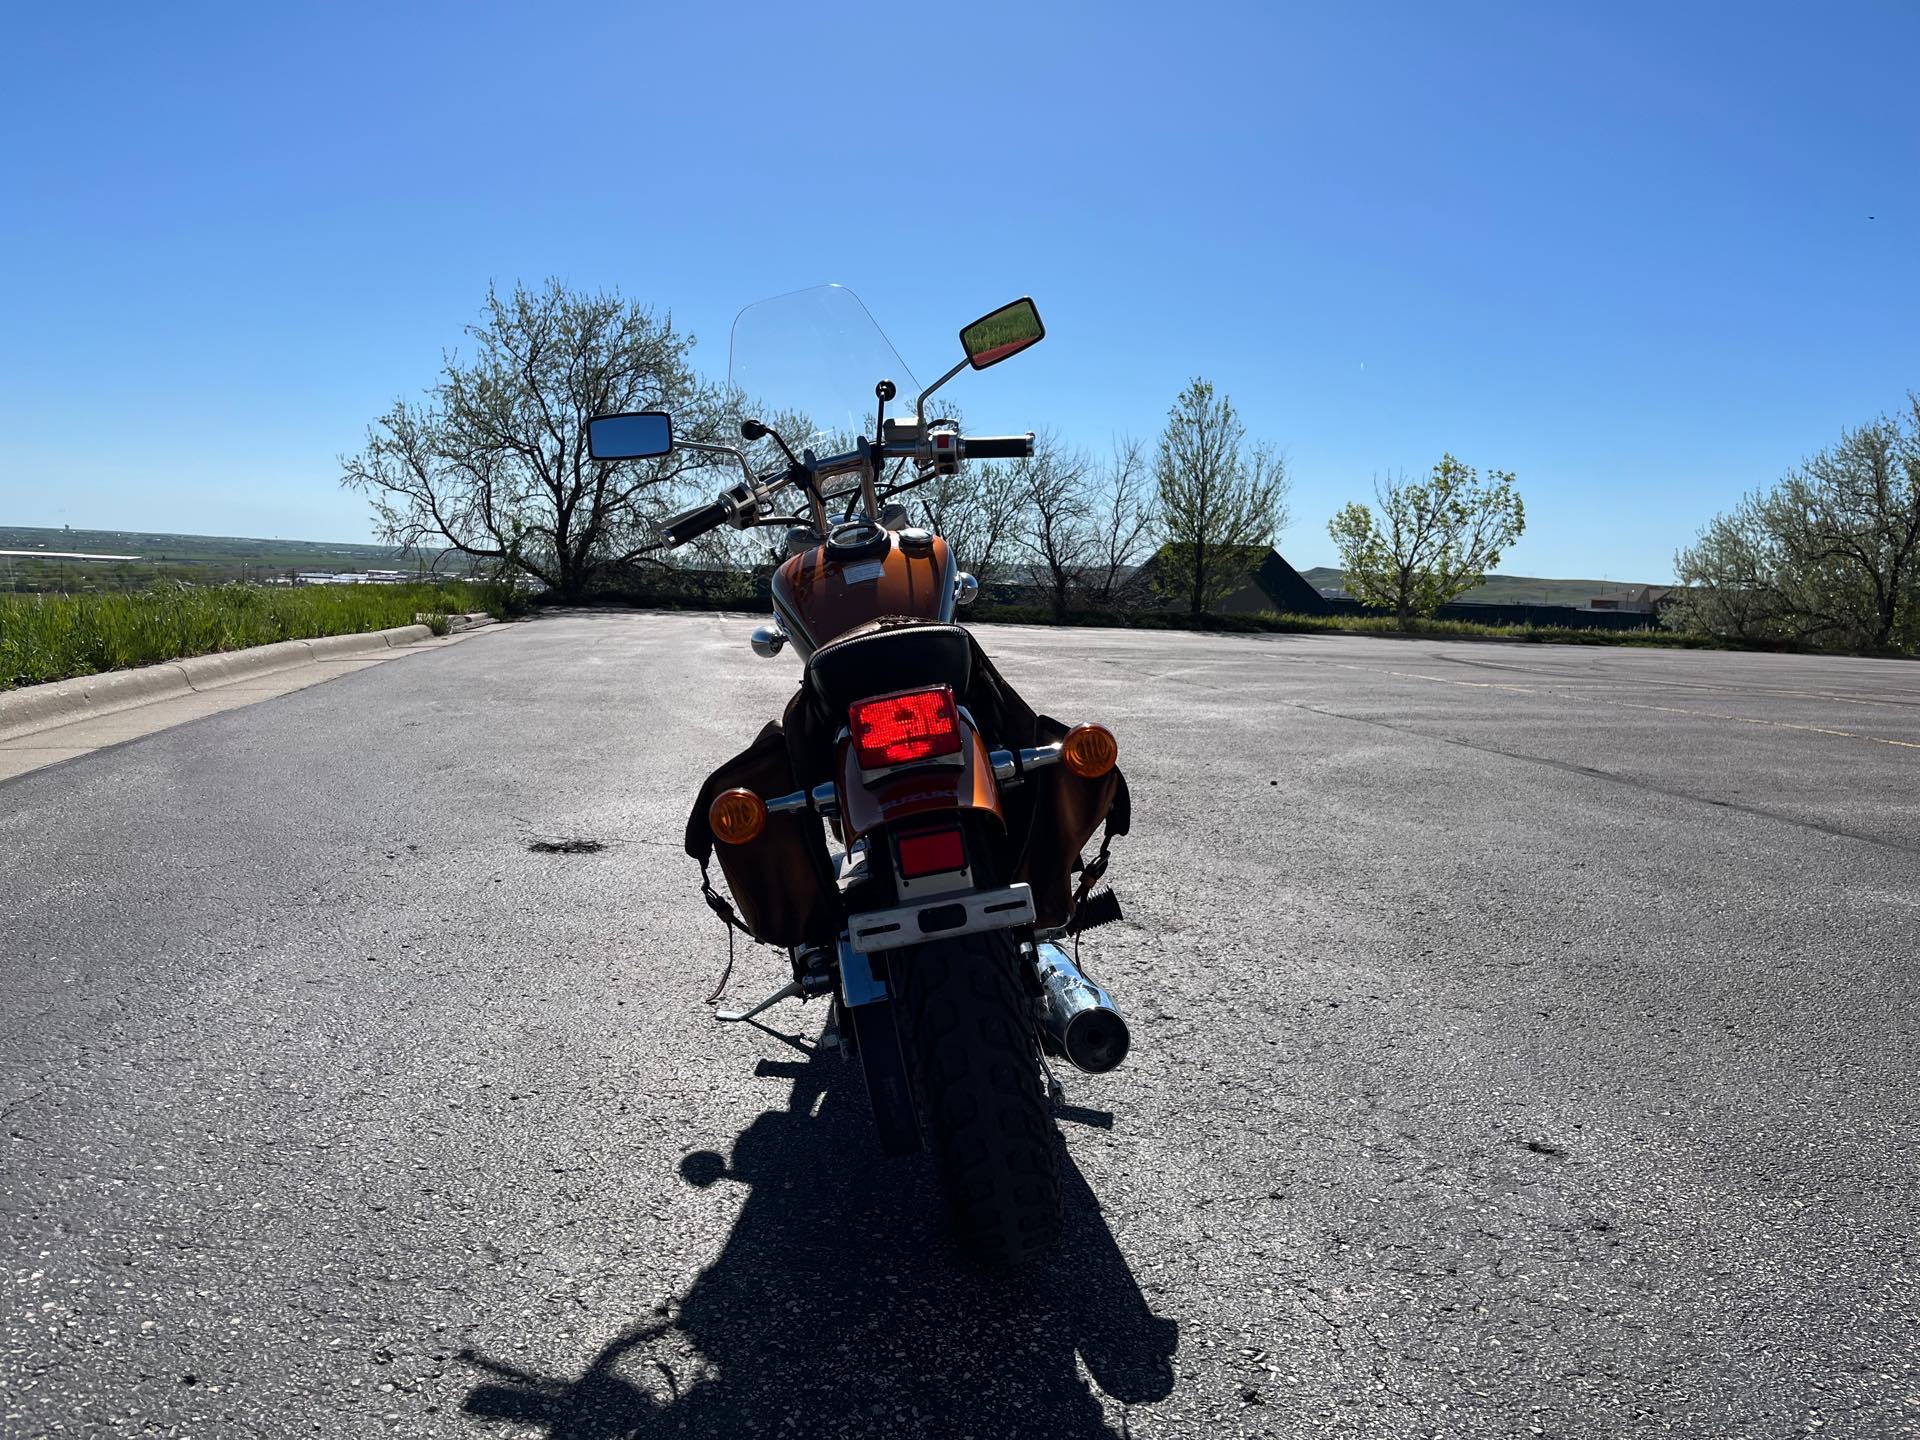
[771,529,957,658]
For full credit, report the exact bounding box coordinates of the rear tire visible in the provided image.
[893,932,1062,1264]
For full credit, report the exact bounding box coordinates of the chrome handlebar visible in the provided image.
[668,430,1036,545]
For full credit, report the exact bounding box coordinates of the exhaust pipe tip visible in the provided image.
[1061,1009,1130,1074]
[1033,941,1132,1075]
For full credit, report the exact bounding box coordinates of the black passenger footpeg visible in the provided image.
[1066,887,1124,935]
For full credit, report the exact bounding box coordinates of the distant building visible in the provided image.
[1131,544,1331,615]
[292,569,415,586]
[1585,585,1677,614]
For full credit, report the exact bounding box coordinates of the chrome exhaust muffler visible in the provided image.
[1032,940,1131,1074]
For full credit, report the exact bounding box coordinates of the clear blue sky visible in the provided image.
[3,2,1915,581]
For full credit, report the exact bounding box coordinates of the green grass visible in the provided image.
[0,581,510,690]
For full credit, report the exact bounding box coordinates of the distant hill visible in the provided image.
[0,525,460,592]
[1299,566,1663,607]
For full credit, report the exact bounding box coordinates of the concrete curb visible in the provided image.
[0,623,442,743]
[0,664,193,743]
[410,611,493,635]
[174,638,320,690]
[305,631,395,661]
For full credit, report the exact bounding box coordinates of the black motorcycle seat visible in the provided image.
[805,619,974,719]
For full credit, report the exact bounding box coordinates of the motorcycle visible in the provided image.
[588,286,1132,1264]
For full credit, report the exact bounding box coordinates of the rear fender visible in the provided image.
[837,716,1002,845]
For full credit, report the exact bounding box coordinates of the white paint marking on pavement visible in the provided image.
[1344,664,1920,752]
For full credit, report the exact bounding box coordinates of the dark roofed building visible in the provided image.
[1132,544,1331,616]
[1585,585,1678,614]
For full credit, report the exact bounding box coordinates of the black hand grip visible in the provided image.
[660,498,730,545]
[963,434,1035,460]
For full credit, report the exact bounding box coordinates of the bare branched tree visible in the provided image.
[1009,430,1095,618]
[916,430,1028,587]
[340,279,723,600]
[1084,437,1158,609]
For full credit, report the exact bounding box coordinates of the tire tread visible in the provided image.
[895,933,1062,1264]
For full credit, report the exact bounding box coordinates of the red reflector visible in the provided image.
[896,826,967,879]
[849,686,961,769]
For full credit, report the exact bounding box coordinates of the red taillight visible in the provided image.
[849,686,961,770]
[896,825,967,879]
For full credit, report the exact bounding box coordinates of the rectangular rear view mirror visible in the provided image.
[960,298,1044,370]
[588,411,674,460]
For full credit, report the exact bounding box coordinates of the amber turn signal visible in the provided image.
[1061,723,1118,779]
[709,788,767,845]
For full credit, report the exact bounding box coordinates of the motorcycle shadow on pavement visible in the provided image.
[459,1041,1178,1438]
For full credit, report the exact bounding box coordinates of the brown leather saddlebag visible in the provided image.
[684,720,842,948]
[1013,713,1132,931]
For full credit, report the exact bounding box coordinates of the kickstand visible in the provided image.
[715,979,805,1024]
[1039,1053,1067,1107]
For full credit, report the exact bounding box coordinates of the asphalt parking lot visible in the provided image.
[3,612,1916,1438]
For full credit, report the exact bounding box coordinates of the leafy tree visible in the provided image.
[1152,379,1289,615]
[1327,454,1525,625]
[1672,402,1920,652]
[341,279,723,601]
[1663,497,1783,641]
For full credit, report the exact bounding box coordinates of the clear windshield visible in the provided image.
[727,285,921,454]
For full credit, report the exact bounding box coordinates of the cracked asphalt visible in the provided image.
[3,611,1916,1438]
